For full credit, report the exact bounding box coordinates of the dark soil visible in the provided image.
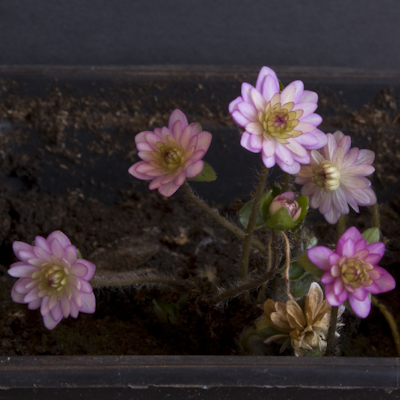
[0,73,399,357]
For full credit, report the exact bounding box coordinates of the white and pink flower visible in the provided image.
[295,131,376,224]
[308,227,395,318]
[8,231,96,330]
[129,109,212,197]
[229,66,327,174]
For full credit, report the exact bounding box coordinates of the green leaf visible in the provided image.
[259,189,274,222]
[187,161,216,182]
[271,183,282,199]
[190,122,202,132]
[361,227,380,245]
[278,80,285,91]
[297,253,324,278]
[290,273,316,299]
[266,207,295,231]
[77,249,83,259]
[280,261,308,281]
[292,195,309,231]
[238,201,266,230]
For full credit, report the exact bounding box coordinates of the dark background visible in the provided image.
[1,0,399,69]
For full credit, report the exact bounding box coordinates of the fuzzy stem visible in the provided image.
[326,214,346,356]
[281,172,291,192]
[239,165,269,282]
[281,231,293,301]
[181,182,266,253]
[256,235,273,303]
[371,296,400,357]
[90,273,183,289]
[371,203,381,230]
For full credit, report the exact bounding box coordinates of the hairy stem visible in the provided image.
[239,165,269,282]
[281,172,291,192]
[336,213,346,238]
[371,203,381,231]
[281,231,293,301]
[371,296,400,357]
[181,182,266,253]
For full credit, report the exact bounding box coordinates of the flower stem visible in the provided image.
[239,165,269,282]
[326,213,346,355]
[181,182,266,253]
[90,272,184,289]
[371,203,381,230]
[281,231,293,301]
[371,296,400,357]
[256,235,273,303]
[281,172,291,192]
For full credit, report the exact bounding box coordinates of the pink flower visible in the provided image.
[269,191,301,222]
[229,66,327,174]
[308,227,395,318]
[129,109,212,197]
[295,131,376,224]
[8,231,96,330]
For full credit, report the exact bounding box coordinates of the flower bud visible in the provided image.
[269,191,301,222]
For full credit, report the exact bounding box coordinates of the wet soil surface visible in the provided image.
[0,74,399,356]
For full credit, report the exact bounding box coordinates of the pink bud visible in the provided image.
[269,191,301,222]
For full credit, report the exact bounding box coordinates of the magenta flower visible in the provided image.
[8,231,96,330]
[308,227,395,318]
[229,66,327,174]
[129,109,212,197]
[295,131,376,224]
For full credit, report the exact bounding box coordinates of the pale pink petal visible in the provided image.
[319,190,332,215]
[24,288,40,303]
[43,312,61,330]
[179,125,193,149]
[246,122,264,136]
[354,238,367,253]
[294,133,318,148]
[292,153,311,165]
[190,149,206,163]
[334,278,345,296]
[28,298,42,310]
[322,133,337,161]
[343,165,375,177]
[262,74,279,102]
[348,294,371,318]
[196,131,212,153]
[60,295,71,318]
[351,189,372,206]
[79,279,93,294]
[13,241,33,255]
[296,122,317,133]
[341,238,355,258]
[171,120,183,142]
[174,171,186,186]
[13,278,33,294]
[241,132,261,153]
[242,83,254,104]
[336,227,362,255]
[34,236,51,253]
[275,143,294,166]
[50,239,65,260]
[324,205,341,224]
[262,138,276,158]
[50,302,63,321]
[352,287,367,301]
[285,139,308,158]
[299,113,322,126]
[262,153,276,168]
[293,102,317,118]
[341,186,360,213]
[321,272,335,284]
[80,292,96,313]
[299,90,318,103]
[337,135,351,155]
[362,187,377,205]
[75,259,96,281]
[229,96,242,113]
[354,149,375,166]
[47,231,71,249]
[40,296,51,316]
[8,265,38,278]
[305,129,328,150]
[341,147,359,169]
[70,300,79,318]
[231,110,250,127]
[255,66,278,92]
[332,188,350,214]
[15,250,35,263]
[250,88,267,112]
[70,263,88,278]
[310,187,326,208]
[249,133,263,151]
[33,246,52,263]
[186,160,204,178]
[277,159,300,174]
[325,284,342,306]
[158,181,180,197]
[168,109,188,130]
[128,162,153,180]
[307,246,334,271]
[367,269,395,293]
[149,175,166,190]
[337,290,348,303]
[281,81,304,104]
[366,242,385,259]
[238,101,258,121]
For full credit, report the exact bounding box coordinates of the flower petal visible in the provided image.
[281,81,304,104]
[229,96,242,113]
[186,160,204,178]
[348,294,371,318]
[325,284,342,306]
[307,246,334,271]
[158,181,180,197]
[168,109,188,130]
[336,227,362,255]
[321,272,335,284]
[255,66,278,92]
[241,132,262,153]
[47,231,71,249]
[80,292,96,314]
[262,74,279,102]
[43,311,62,330]
[231,110,250,127]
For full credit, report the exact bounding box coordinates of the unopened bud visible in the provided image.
[269,191,301,222]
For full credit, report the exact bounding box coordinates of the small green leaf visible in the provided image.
[238,201,266,230]
[190,122,202,132]
[259,189,274,222]
[278,80,285,91]
[361,227,380,245]
[290,273,316,299]
[266,207,295,231]
[292,195,309,231]
[271,183,282,199]
[77,249,83,259]
[187,161,216,182]
[297,253,324,278]
[279,261,307,281]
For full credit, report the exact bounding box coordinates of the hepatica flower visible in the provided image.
[129,109,212,197]
[308,227,395,318]
[229,66,327,174]
[8,231,96,330]
[295,131,376,224]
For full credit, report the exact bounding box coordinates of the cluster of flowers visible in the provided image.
[7,66,395,344]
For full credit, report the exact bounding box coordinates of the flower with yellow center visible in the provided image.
[129,109,212,197]
[308,227,396,318]
[8,230,96,330]
[295,131,376,224]
[263,282,335,356]
[229,66,327,174]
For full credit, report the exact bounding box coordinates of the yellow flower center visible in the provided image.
[154,136,186,172]
[333,256,374,289]
[258,93,303,144]
[32,263,71,299]
[312,160,341,192]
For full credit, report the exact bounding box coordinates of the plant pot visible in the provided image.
[0,66,399,398]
